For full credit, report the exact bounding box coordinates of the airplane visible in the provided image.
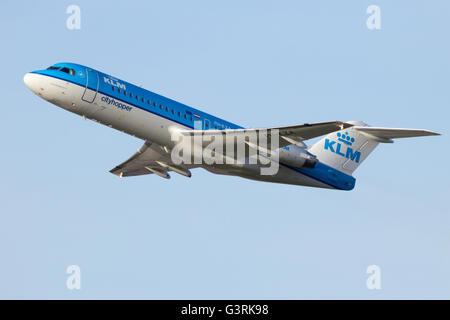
[24,63,439,191]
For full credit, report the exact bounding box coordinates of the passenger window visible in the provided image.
[136,95,139,100]
[154,102,157,107]
[147,99,151,104]
[178,112,181,117]
[159,105,162,110]
[130,93,133,98]
[124,90,127,95]
[165,107,169,112]
[142,97,145,103]
[112,86,115,91]
[118,88,121,93]
[171,109,175,115]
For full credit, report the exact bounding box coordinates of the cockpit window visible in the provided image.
[60,67,76,76]
[47,66,60,70]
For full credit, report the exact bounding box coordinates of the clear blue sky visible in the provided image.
[1,0,449,299]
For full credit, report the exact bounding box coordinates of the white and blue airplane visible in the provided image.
[24,63,439,190]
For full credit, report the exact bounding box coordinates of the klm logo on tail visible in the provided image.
[324,132,361,163]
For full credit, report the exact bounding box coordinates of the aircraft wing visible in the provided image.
[111,121,351,178]
[177,121,351,148]
[110,141,195,179]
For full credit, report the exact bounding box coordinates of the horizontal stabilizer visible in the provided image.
[353,126,440,143]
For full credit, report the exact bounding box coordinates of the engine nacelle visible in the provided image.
[277,145,317,168]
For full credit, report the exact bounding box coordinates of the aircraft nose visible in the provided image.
[24,72,41,94]
[24,73,32,88]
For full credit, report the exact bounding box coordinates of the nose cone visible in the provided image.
[24,72,41,94]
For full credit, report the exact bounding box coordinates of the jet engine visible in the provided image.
[277,145,318,168]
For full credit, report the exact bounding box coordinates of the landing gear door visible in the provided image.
[82,68,99,103]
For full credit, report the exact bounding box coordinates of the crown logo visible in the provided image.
[337,132,355,146]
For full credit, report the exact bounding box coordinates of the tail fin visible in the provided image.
[309,120,439,175]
